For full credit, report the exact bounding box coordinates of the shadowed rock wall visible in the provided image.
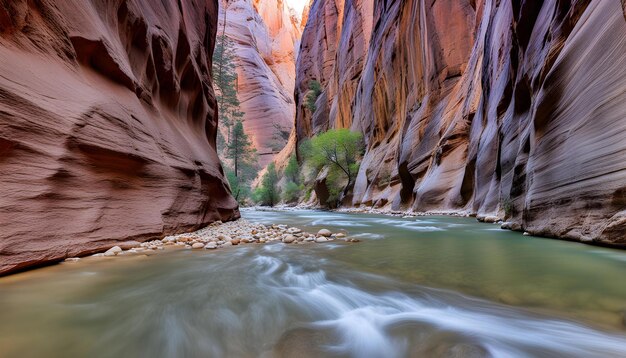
[294,0,626,247]
[0,0,239,275]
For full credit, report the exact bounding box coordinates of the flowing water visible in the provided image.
[1,209,625,357]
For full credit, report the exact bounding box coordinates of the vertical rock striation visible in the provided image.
[0,0,239,275]
[294,0,626,247]
[220,0,304,166]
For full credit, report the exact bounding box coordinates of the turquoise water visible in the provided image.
[0,209,624,357]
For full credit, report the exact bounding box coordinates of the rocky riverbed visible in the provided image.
[64,219,359,262]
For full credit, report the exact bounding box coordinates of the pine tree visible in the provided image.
[226,120,256,179]
[213,10,243,148]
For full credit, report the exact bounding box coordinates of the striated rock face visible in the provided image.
[294,0,626,246]
[221,0,303,166]
[0,0,239,275]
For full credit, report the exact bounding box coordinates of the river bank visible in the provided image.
[60,218,356,264]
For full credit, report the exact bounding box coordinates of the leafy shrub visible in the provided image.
[305,80,322,113]
[253,163,280,206]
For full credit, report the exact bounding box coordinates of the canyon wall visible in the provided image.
[0,0,239,275]
[294,0,626,246]
[221,0,303,166]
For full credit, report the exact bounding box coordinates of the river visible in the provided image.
[1,209,625,357]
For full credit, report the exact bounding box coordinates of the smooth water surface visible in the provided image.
[0,209,625,357]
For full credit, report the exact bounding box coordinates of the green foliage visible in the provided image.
[303,187,313,202]
[213,20,244,152]
[305,80,322,113]
[301,129,363,182]
[282,181,301,203]
[502,197,513,218]
[226,170,251,204]
[226,121,257,177]
[300,128,364,206]
[284,154,300,184]
[254,163,280,206]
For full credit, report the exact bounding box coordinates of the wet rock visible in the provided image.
[317,229,332,237]
[104,246,122,256]
[283,234,297,243]
[315,237,329,243]
[231,239,240,245]
[64,257,80,262]
[192,243,204,249]
[204,242,217,250]
[484,216,500,224]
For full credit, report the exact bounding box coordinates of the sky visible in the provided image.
[285,0,307,17]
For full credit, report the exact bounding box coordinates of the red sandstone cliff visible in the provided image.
[220,0,303,166]
[294,0,626,247]
[0,0,239,275]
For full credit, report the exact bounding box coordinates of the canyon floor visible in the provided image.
[1,208,625,358]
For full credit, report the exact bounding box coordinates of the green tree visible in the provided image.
[301,129,364,205]
[305,80,322,113]
[226,120,256,178]
[226,170,251,203]
[254,163,280,206]
[213,12,243,148]
[284,154,300,184]
[282,181,301,203]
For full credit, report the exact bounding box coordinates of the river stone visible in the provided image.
[192,243,204,249]
[204,242,217,249]
[283,235,296,243]
[287,227,302,234]
[104,246,122,256]
[317,229,332,237]
[64,257,80,262]
[231,239,240,245]
[483,216,500,223]
[334,233,346,238]
[315,237,328,243]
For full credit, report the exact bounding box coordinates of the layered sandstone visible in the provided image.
[220,0,303,166]
[294,0,626,246]
[0,0,239,275]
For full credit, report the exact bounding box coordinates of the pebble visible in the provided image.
[90,218,358,259]
[317,229,332,237]
[64,257,80,262]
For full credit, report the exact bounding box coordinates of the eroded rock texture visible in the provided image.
[0,0,239,275]
[221,0,303,166]
[294,0,626,246]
